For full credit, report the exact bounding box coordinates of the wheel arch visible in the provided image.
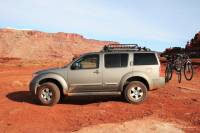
[124,76,149,90]
[34,73,68,95]
[120,72,152,92]
[39,78,64,96]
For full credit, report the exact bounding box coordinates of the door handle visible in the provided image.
[93,70,100,74]
[130,61,133,66]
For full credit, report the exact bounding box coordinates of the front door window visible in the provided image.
[71,54,99,70]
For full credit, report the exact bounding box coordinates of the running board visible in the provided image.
[67,91,121,96]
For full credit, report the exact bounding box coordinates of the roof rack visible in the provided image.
[102,44,151,52]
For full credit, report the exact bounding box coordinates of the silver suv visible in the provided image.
[29,44,165,106]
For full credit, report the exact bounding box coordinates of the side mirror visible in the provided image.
[71,62,80,70]
[72,57,76,61]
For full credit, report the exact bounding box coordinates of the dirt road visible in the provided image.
[0,65,200,133]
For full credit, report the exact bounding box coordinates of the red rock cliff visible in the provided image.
[0,28,118,61]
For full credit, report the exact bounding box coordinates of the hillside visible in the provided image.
[162,32,200,57]
[186,32,200,51]
[0,28,117,63]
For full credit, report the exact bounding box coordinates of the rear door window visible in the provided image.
[134,53,158,65]
[105,54,128,68]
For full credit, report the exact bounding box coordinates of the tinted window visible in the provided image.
[134,53,158,65]
[105,54,128,68]
[72,54,99,69]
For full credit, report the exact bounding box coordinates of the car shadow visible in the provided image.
[61,95,125,105]
[7,91,125,105]
[6,91,38,105]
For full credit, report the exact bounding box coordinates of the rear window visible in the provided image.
[105,54,128,68]
[134,53,158,65]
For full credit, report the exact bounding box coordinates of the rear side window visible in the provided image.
[134,53,158,65]
[105,54,128,68]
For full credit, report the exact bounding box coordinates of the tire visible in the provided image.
[184,61,193,80]
[177,71,181,83]
[37,82,60,106]
[174,57,182,72]
[124,81,147,104]
[165,64,173,82]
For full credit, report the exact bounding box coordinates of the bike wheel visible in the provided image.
[184,61,193,80]
[165,64,173,82]
[174,57,182,72]
[177,71,181,83]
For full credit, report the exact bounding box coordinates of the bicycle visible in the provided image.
[165,53,193,83]
[175,54,193,81]
[165,54,182,83]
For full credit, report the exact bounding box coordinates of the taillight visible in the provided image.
[159,65,165,77]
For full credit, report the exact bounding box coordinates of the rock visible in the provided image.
[0,28,118,62]
[73,118,184,133]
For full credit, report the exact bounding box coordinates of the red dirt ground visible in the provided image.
[0,64,200,133]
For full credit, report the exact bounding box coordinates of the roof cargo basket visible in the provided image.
[102,44,151,52]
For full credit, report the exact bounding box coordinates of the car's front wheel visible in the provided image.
[37,82,60,106]
[124,81,147,104]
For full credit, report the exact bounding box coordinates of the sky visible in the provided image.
[0,0,200,51]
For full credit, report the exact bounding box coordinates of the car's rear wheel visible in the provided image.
[37,82,60,106]
[124,81,147,104]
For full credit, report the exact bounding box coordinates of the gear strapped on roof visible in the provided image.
[102,44,151,52]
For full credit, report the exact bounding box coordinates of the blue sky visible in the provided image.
[0,0,200,51]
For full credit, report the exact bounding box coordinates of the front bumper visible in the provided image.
[29,78,40,95]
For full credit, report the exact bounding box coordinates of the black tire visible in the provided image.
[184,62,193,80]
[177,71,181,83]
[174,57,182,72]
[165,64,173,82]
[124,81,147,104]
[37,82,60,106]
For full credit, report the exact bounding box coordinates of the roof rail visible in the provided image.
[102,44,151,52]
